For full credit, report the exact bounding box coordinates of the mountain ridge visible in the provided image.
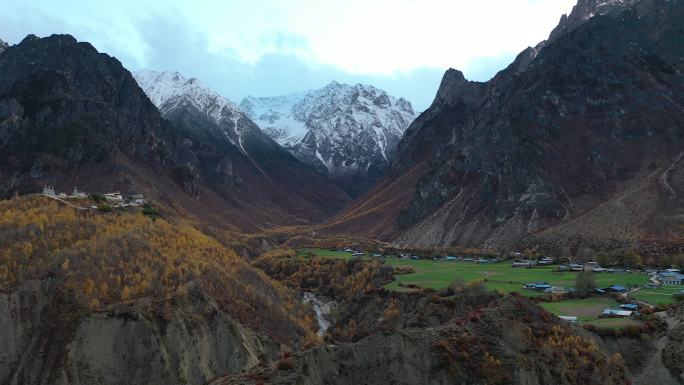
[0,35,350,231]
[240,81,416,196]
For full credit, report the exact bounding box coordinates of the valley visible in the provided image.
[2,0,684,384]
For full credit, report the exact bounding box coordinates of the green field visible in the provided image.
[298,248,358,259]
[298,248,651,295]
[539,298,618,321]
[630,286,683,305]
[583,318,643,329]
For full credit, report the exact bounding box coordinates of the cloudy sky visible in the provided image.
[0,0,576,110]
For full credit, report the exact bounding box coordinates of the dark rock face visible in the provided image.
[0,39,7,55]
[332,0,684,249]
[0,34,186,192]
[0,34,349,229]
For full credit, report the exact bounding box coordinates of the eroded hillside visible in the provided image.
[0,196,319,385]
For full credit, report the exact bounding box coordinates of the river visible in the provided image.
[302,292,336,335]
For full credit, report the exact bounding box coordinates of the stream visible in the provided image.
[302,292,336,335]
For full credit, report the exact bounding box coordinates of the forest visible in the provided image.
[0,196,319,345]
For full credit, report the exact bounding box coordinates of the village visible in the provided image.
[39,186,146,210]
[298,247,684,328]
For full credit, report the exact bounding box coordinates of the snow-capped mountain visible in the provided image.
[240,82,416,196]
[131,69,351,220]
[134,70,258,154]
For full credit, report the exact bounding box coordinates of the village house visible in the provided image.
[601,308,633,318]
[129,198,146,206]
[619,303,639,311]
[658,272,684,285]
[538,257,554,265]
[558,263,586,272]
[104,192,124,205]
[524,282,552,291]
[544,286,569,294]
[512,260,537,268]
[605,285,628,293]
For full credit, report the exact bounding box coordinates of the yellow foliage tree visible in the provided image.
[83,278,95,296]
[121,286,131,301]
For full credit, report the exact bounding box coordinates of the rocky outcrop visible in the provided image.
[548,0,637,41]
[431,69,485,109]
[0,39,7,55]
[0,280,279,385]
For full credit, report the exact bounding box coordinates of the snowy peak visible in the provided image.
[134,70,256,153]
[133,69,186,106]
[239,82,416,196]
[133,69,241,120]
[241,82,415,148]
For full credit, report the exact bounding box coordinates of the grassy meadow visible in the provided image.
[629,286,682,305]
[539,298,619,322]
[297,248,651,294]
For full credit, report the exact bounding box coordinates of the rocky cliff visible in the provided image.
[0,280,279,385]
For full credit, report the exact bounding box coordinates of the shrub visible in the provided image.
[142,205,160,219]
[394,265,415,275]
[276,357,295,370]
[97,204,112,212]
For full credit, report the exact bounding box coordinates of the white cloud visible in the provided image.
[1,0,576,75]
[165,0,577,74]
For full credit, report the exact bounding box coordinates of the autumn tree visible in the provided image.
[121,286,131,301]
[83,278,95,296]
